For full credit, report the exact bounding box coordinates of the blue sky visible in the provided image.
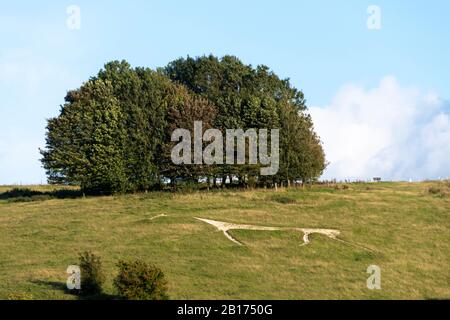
[1,0,450,184]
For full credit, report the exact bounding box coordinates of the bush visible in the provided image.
[114,260,169,300]
[79,251,105,296]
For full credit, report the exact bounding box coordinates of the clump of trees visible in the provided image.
[41,55,326,194]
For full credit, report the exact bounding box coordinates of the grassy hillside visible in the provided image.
[0,182,449,300]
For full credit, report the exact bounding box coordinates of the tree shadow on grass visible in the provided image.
[0,188,83,203]
[30,280,121,300]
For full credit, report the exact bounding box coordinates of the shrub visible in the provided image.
[79,251,105,296]
[114,260,169,300]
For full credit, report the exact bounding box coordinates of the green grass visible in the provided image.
[0,182,449,300]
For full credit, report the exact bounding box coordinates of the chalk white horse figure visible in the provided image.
[195,217,340,246]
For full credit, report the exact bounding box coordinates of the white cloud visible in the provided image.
[309,76,450,181]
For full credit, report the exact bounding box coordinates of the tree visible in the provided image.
[41,79,128,193]
[42,60,219,192]
[95,61,173,191]
[164,55,325,187]
[278,103,326,185]
[160,84,218,186]
[41,56,326,192]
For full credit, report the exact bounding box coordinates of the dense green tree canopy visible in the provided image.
[164,55,326,185]
[41,56,326,193]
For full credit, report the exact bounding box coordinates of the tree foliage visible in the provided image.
[165,55,326,186]
[41,56,326,193]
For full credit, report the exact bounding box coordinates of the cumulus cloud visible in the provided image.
[309,76,450,181]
